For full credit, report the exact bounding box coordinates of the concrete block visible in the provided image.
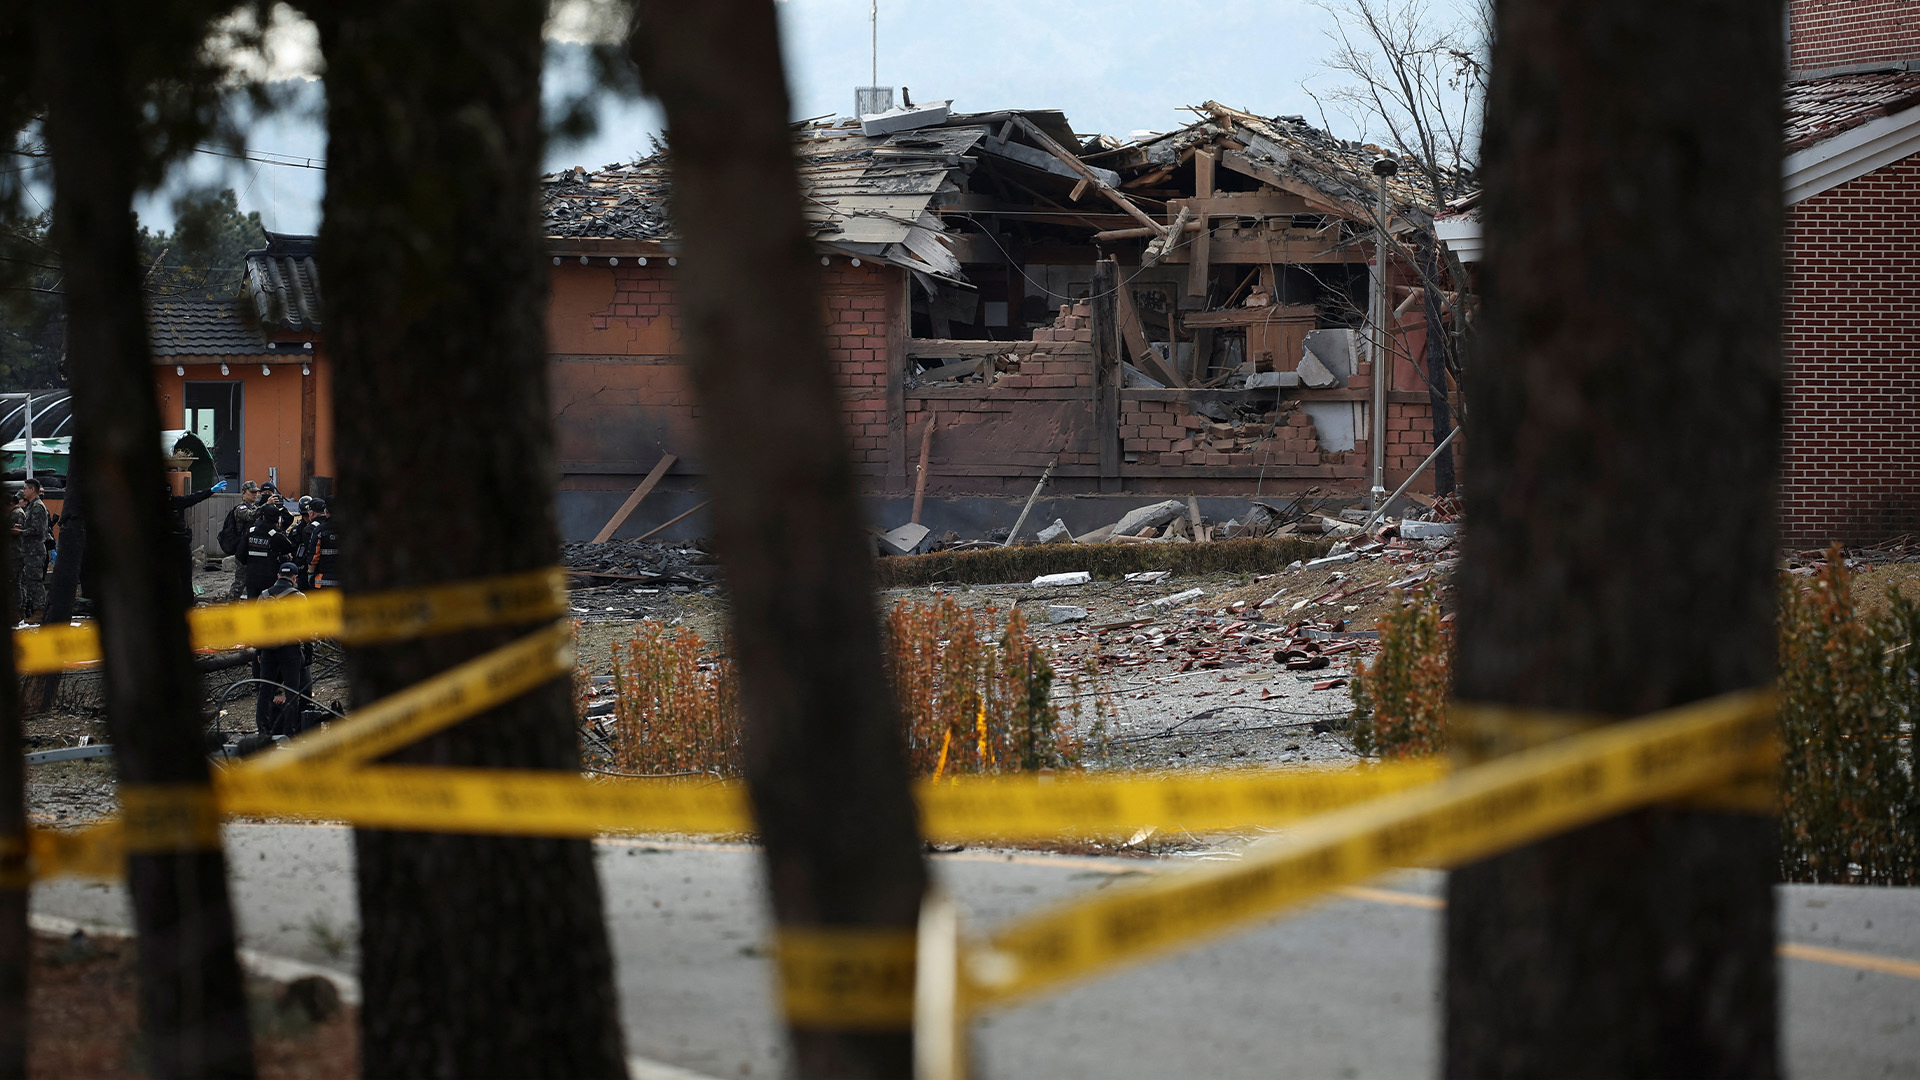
[1246,370,1303,389]
[1296,353,1339,389]
[1046,605,1090,624]
[1150,587,1206,608]
[1032,571,1091,586]
[1109,499,1186,538]
[1036,519,1074,545]
[1302,552,1360,571]
[1399,520,1459,540]
[876,523,930,557]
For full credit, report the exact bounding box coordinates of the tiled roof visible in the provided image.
[245,233,323,332]
[147,298,275,359]
[1785,70,1920,150]
[541,117,1004,279]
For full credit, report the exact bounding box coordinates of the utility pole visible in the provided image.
[1368,156,1397,511]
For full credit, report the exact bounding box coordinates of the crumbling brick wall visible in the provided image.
[1790,0,1920,71]
[1781,152,1920,543]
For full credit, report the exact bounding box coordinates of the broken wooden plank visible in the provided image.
[1145,205,1191,267]
[635,498,711,541]
[591,452,677,543]
[1113,285,1186,388]
[1069,178,1090,202]
[917,357,985,382]
[1093,221,1205,243]
[1009,115,1165,238]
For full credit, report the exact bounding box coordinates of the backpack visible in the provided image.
[217,506,243,556]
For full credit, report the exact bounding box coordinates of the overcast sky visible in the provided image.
[139,0,1471,235]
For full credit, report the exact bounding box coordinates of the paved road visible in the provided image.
[33,825,1920,1079]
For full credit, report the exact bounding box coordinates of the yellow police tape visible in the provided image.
[13,566,570,675]
[245,621,576,774]
[776,928,919,1030]
[959,689,1778,1008]
[28,758,1448,881]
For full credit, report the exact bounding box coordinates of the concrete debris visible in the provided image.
[1125,571,1171,583]
[1296,351,1338,388]
[1046,604,1090,624]
[878,522,931,556]
[1109,499,1187,539]
[1036,519,1074,544]
[1244,370,1302,389]
[1151,587,1207,607]
[1033,571,1092,587]
[1399,520,1459,540]
[1302,552,1360,571]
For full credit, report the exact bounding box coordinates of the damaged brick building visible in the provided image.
[542,100,1468,540]
[1440,0,1920,544]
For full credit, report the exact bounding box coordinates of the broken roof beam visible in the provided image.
[1217,149,1354,219]
[1007,115,1167,239]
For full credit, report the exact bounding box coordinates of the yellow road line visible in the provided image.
[1778,942,1920,981]
[1338,887,1920,982]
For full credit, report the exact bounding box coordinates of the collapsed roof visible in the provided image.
[539,102,1467,285]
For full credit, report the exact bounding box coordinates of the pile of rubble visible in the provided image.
[561,538,718,590]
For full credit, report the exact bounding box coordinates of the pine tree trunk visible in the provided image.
[628,2,930,1074]
[1446,2,1783,1075]
[0,510,23,1077]
[34,8,256,1076]
[313,2,628,1074]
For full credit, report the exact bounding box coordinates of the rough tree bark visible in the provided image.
[34,7,257,1076]
[312,2,629,1074]
[628,2,931,1074]
[1446,2,1783,1076]
[0,520,22,1076]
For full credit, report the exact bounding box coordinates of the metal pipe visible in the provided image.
[1369,161,1395,511]
[1361,425,1461,533]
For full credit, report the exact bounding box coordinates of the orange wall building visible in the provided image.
[147,236,335,494]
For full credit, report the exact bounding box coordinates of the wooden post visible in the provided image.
[910,417,934,525]
[1090,258,1122,492]
[885,268,909,488]
[1188,150,1215,298]
[590,452,676,543]
[299,362,317,494]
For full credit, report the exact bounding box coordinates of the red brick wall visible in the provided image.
[1781,153,1920,543]
[1790,0,1920,71]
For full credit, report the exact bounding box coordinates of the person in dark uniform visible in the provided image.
[291,496,319,590]
[242,495,294,599]
[306,498,340,589]
[167,478,223,605]
[254,562,308,737]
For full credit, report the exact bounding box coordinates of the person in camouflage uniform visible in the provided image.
[224,481,262,599]
[13,479,49,623]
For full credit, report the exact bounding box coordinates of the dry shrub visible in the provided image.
[1779,550,1919,883]
[1348,587,1451,757]
[606,622,742,777]
[885,595,1106,776]
[601,598,1107,777]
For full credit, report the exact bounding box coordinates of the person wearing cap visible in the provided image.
[254,561,309,736]
[242,498,294,599]
[306,497,341,589]
[291,496,320,590]
[220,481,262,600]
